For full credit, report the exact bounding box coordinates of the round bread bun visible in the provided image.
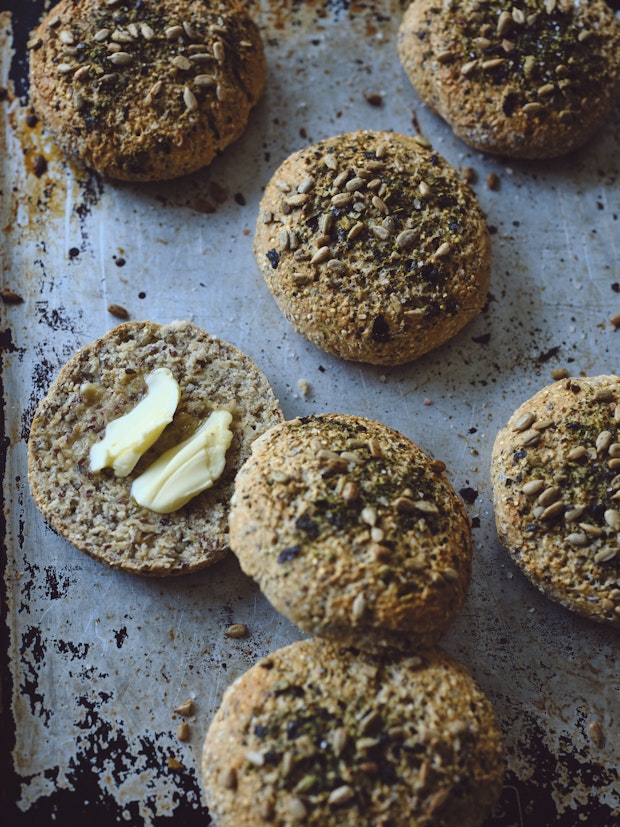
[254,130,491,365]
[202,637,505,827]
[397,0,620,160]
[491,375,620,627]
[28,0,266,181]
[229,413,472,651]
[27,320,283,576]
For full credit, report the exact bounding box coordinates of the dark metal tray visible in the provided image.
[2,2,619,824]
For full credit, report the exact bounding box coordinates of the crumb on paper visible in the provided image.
[297,378,310,397]
[166,756,185,772]
[487,172,500,191]
[177,722,190,742]
[174,699,193,716]
[364,91,383,107]
[610,313,620,330]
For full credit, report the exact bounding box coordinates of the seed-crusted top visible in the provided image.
[254,130,491,365]
[202,638,505,827]
[491,375,620,626]
[398,0,620,159]
[28,0,266,180]
[229,414,472,651]
[27,320,283,576]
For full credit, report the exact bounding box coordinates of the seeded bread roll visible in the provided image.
[254,130,491,365]
[202,638,505,827]
[397,0,620,160]
[491,375,620,627]
[28,0,266,181]
[27,320,283,576]
[229,414,472,651]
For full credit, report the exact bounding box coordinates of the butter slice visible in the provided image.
[130,410,233,513]
[90,368,180,477]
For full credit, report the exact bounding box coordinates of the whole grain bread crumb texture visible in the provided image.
[27,320,283,576]
[28,0,266,181]
[202,638,505,827]
[229,414,472,651]
[397,0,620,159]
[254,130,491,365]
[491,375,620,627]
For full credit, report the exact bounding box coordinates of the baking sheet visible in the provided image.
[1,1,619,824]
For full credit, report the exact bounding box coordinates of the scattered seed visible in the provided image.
[222,767,237,789]
[174,699,193,716]
[412,500,439,515]
[213,41,225,63]
[173,55,192,71]
[567,446,587,461]
[140,22,155,40]
[341,481,359,503]
[311,246,330,265]
[194,74,216,87]
[539,501,564,521]
[496,10,513,36]
[327,785,355,806]
[522,479,545,496]
[522,102,546,116]
[436,50,454,64]
[481,58,505,71]
[225,623,248,639]
[109,51,132,66]
[183,86,198,112]
[351,592,366,620]
[487,172,500,190]
[371,195,389,214]
[364,91,383,106]
[604,510,620,532]
[596,431,613,454]
[165,25,184,40]
[580,523,604,537]
[107,303,129,319]
[594,548,617,564]
[73,64,90,82]
[538,486,562,507]
[58,29,75,45]
[564,506,586,523]
[566,532,588,547]
[1,289,24,304]
[588,721,605,748]
[285,193,309,207]
[521,429,541,447]
[460,59,478,76]
[441,567,459,583]
[395,229,418,251]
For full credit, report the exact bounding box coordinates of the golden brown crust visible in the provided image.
[398,0,620,159]
[254,130,491,365]
[491,375,620,626]
[27,320,283,576]
[28,0,266,181]
[202,638,505,827]
[229,413,472,651]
